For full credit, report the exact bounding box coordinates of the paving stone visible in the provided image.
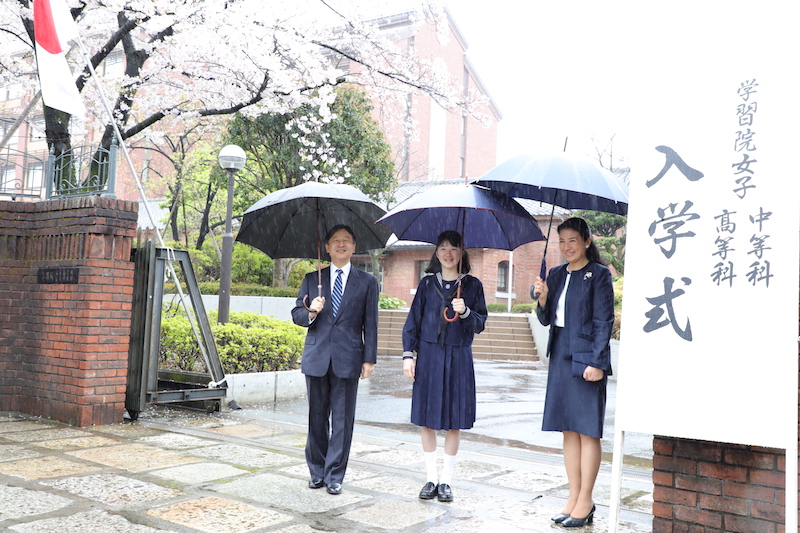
[349,474,424,497]
[339,499,447,529]
[91,424,164,438]
[0,421,57,434]
[0,484,72,521]
[0,455,99,480]
[211,472,370,513]
[8,509,168,532]
[264,433,307,449]
[280,463,378,483]
[348,440,392,454]
[137,433,218,450]
[149,462,249,484]
[0,428,88,442]
[271,525,320,533]
[189,444,300,469]
[147,496,292,533]
[484,499,558,529]
[437,485,504,512]
[205,423,281,439]
[450,459,506,480]
[33,436,122,451]
[41,473,183,505]
[67,443,200,472]
[429,516,534,532]
[0,444,42,463]
[354,448,422,467]
[488,469,566,493]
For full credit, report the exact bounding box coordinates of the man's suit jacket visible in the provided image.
[292,266,379,379]
[535,261,615,374]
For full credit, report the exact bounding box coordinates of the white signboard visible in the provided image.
[616,73,799,448]
[609,70,799,533]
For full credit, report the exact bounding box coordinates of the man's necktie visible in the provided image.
[331,269,343,316]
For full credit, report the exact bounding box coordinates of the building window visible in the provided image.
[417,260,429,283]
[26,163,44,189]
[102,50,124,78]
[29,116,46,142]
[497,260,509,292]
[0,119,17,146]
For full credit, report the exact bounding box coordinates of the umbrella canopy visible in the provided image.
[376,183,546,250]
[236,181,391,259]
[472,153,629,215]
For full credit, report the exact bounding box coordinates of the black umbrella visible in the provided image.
[236,181,391,305]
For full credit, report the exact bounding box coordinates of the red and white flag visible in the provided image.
[33,0,85,116]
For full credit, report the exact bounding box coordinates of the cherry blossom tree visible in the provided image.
[1,0,482,161]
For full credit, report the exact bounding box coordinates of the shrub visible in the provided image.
[379,294,406,309]
[511,303,534,314]
[612,276,623,340]
[160,308,305,373]
[486,303,507,313]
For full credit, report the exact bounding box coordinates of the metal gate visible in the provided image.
[127,241,227,419]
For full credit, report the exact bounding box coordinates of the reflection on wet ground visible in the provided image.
[251,355,654,467]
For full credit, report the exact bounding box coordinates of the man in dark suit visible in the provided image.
[291,224,378,495]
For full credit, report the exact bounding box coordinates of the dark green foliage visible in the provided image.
[160,309,305,373]
[511,303,535,313]
[572,209,627,275]
[486,303,507,313]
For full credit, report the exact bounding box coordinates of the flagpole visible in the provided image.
[71,35,221,383]
[73,37,165,247]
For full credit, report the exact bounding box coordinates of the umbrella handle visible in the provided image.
[302,284,323,312]
[442,282,462,323]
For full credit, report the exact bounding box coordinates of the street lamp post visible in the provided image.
[217,144,246,324]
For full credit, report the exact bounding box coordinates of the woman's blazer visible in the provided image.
[535,262,615,374]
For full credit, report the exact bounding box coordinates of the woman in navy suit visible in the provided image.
[531,217,615,528]
[402,231,487,503]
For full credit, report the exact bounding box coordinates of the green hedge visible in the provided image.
[165,281,299,298]
[160,309,305,373]
[379,294,406,309]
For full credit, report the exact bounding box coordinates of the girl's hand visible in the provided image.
[452,298,466,315]
[403,358,416,381]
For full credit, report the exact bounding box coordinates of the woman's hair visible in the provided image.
[425,230,472,274]
[557,217,605,265]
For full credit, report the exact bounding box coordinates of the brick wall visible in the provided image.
[652,437,790,532]
[651,310,799,531]
[0,196,138,426]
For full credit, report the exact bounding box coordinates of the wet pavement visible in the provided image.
[0,356,654,532]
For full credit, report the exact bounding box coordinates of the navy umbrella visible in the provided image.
[472,153,629,297]
[376,182,546,321]
[472,152,629,215]
[237,181,391,304]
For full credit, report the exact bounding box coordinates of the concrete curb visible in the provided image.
[226,369,306,403]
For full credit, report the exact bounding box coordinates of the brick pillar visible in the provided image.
[0,196,138,426]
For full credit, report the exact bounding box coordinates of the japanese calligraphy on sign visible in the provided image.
[639,79,780,343]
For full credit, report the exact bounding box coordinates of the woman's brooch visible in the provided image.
[583,271,593,281]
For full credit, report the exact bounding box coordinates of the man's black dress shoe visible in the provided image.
[561,504,595,528]
[419,481,438,500]
[551,513,570,524]
[308,478,325,489]
[326,482,342,495]
[436,483,453,502]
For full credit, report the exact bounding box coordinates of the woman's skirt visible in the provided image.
[542,326,607,438]
[411,340,476,431]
